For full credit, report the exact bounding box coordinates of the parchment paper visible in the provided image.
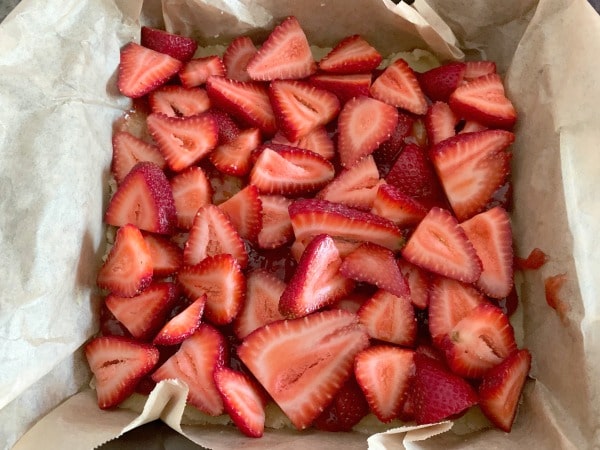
[1,0,599,448]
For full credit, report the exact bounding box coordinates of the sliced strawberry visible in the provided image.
[479,349,531,432]
[269,79,340,142]
[85,336,159,409]
[372,111,415,176]
[179,56,226,88]
[313,374,369,432]
[249,146,334,195]
[218,184,263,242]
[214,367,266,438]
[105,282,178,340]
[153,295,205,346]
[337,96,399,168]
[246,16,316,81]
[223,36,258,82]
[142,233,183,277]
[357,289,416,346]
[463,60,497,81]
[279,234,355,318]
[317,155,383,210]
[111,131,166,184]
[318,34,382,74]
[140,26,197,62]
[430,130,514,221]
[183,203,248,268]
[210,108,241,145]
[371,183,428,228]
[370,58,428,115]
[397,259,431,309]
[425,101,458,146]
[340,243,409,298]
[209,127,262,176]
[206,76,277,136]
[461,206,514,299]
[148,85,211,118]
[97,224,153,297]
[427,276,487,345]
[271,126,335,160]
[401,207,482,283]
[290,235,361,263]
[105,162,176,234]
[459,120,488,134]
[515,247,548,271]
[418,62,466,102]
[257,194,294,249]
[170,166,212,230]
[289,198,404,252]
[449,74,517,129]
[354,346,415,422]
[412,353,478,425]
[147,113,218,172]
[117,42,183,98]
[152,324,227,415]
[177,254,245,325]
[307,73,372,104]
[439,303,517,378]
[237,309,369,430]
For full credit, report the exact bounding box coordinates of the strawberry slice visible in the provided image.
[354,346,415,422]
[463,60,497,81]
[246,16,316,81]
[85,336,159,409]
[279,234,355,318]
[147,112,218,172]
[118,42,182,99]
[449,74,517,129]
[105,162,176,234]
[269,80,340,142]
[340,243,410,298]
[170,166,212,230]
[372,111,415,176]
[439,303,517,378]
[307,73,372,104]
[430,129,514,221]
[271,126,335,160]
[97,224,153,297]
[210,108,241,145]
[401,207,482,283]
[111,131,166,184]
[214,367,267,438]
[370,58,428,115]
[237,309,369,430]
[105,282,178,341]
[152,324,227,415]
[209,127,262,176]
[370,183,428,228]
[206,76,277,136]
[461,206,514,299]
[153,295,206,346]
[257,194,293,249]
[479,349,531,432]
[425,101,459,146]
[337,96,399,168]
[177,254,245,325]
[313,375,369,432]
[418,62,466,102]
[223,36,258,82]
[179,55,226,88]
[290,235,361,263]
[397,259,430,309]
[183,203,248,268]
[148,85,211,118]
[412,353,478,425]
[249,146,334,195]
[318,34,382,74]
[316,155,383,210]
[459,119,488,134]
[142,233,183,277]
[218,184,263,242]
[140,26,197,62]
[357,289,416,346]
[289,198,404,251]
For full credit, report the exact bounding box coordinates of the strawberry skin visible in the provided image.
[418,62,466,102]
[153,295,205,346]
[85,336,159,409]
[111,131,166,185]
[370,58,428,115]
[313,375,369,432]
[237,309,369,430]
[140,26,197,62]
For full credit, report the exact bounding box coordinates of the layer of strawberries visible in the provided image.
[86,16,533,439]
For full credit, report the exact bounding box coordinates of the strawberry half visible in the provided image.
[140,26,197,62]
[271,126,335,160]
[318,34,382,74]
[148,85,211,118]
[246,16,316,81]
[153,295,206,346]
[209,127,262,176]
[463,60,497,81]
[313,375,370,432]
[370,183,428,228]
[97,224,153,297]
[354,346,415,422]
[105,162,176,234]
[85,336,159,409]
[425,101,459,146]
[279,234,355,318]
[257,194,294,249]
[117,42,183,98]
[308,73,372,105]
[170,166,212,230]
[223,36,258,82]
[143,233,182,277]
[370,58,428,115]
[401,207,482,283]
[111,131,166,185]
[418,62,466,102]
[372,111,415,176]
[179,56,226,88]
[237,309,369,430]
[218,184,263,242]
[397,259,430,309]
